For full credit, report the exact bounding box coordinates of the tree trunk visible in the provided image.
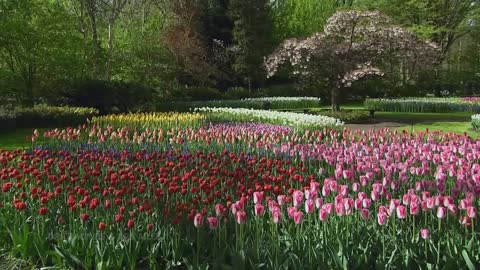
[331,88,340,112]
[86,0,101,80]
[105,21,114,80]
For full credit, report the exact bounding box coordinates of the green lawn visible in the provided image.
[396,122,479,138]
[0,128,47,150]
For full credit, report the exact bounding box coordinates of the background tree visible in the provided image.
[230,0,274,89]
[265,11,440,111]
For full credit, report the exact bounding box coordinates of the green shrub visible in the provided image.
[224,87,251,99]
[0,107,17,133]
[15,106,99,128]
[62,79,154,114]
[365,98,480,113]
[317,110,371,123]
[183,87,224,101]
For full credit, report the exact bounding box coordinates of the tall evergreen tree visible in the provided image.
[230,0,274,89]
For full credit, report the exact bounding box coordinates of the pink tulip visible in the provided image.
[362,198,372,209]
[207,217,219,230]
[360,209,370,221]
[315,197,323,209]
[236,210,247,225]
[358,192,367,200]
[410,202,420,216]
[396,205,407,219]
[305,199,315,214]
[293,190,304,207]
[467,206,477,219]
[377,213,387,226]
[293,211,304,224]
[231,202,240,215]
[371,190,380,201]
[254,204,264,216]
[287,206,297,219]
[447,204,457,215]
[277,195,286,206]
[324,203,333,214]
[352,182,360,192]
[436,206,446,219]
[319,208,328,221]
[420,228,430,240]
[354,198,362,210]
[434,195,443,207]
[335,204,345,216]
[426,198,435,209]
[443,196,453,207]
[459,199,471,210]
[194,213,203,228]
[272,209,282,224]
[268,200,278,212]
[340,185,349,196]
[253,191,264,204]
[402,194,411,206]
[310,181,320,193]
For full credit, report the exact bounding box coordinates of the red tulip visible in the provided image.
[39,207,49,215]
[147,223,153,231]
[127,219,134,229]
[98,222,106,230]
[80,213,89,221]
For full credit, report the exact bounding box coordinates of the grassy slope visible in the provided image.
[0,128,47,150]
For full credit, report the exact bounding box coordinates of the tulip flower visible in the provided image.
[420,228,430,240]
[236,210,247,225]
[377,213,387,226]
[194,213,203,228]
[207,217,219,230]
[305,199,314,214]
[396,205,407,219]
[436,207,446,219]
[294,211,304,224]
[467,206,477,219]
[254,204,265,216]
[272,209,281,224]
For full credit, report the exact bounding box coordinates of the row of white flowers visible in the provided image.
[241,97,321,102]
[472,114,480,131]
[365,98,480,113]
[196,107,344,129]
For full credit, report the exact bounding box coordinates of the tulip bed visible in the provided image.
[0,118,479,269]
[365,98,480,113]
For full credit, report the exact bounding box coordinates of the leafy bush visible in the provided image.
[365,98,480,113]
[15,106,99,128]
[156,97,322,112]
[317,110,370,123]
[62,79,154,114]
[182,87,224,101]
[0,107,17,132]
[224,87,251,99]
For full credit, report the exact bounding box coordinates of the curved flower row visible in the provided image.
[365,98,480,113]
[195,107,344,129]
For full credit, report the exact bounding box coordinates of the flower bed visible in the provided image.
[196,107,344,129]
[1,124,479,269]
[472,114,480,131]
[365,98,480,113]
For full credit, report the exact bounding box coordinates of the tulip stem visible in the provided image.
[196,228,200,268]
[436,219,441,267]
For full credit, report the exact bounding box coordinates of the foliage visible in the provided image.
[316,110,371,123]
[230,0,274,86]
[365,98,480,113]
[61,79,153,114]
[266,11,440,111]
[224,87,252,99]
[182,87,224,101]
[0,107,17,133]
[14,106,99,128]
[156,97,323,112]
